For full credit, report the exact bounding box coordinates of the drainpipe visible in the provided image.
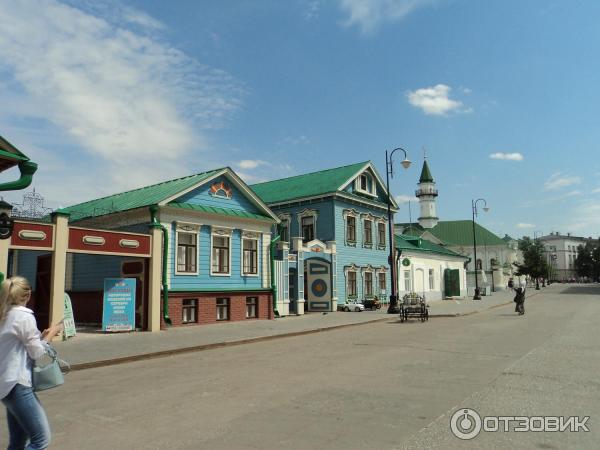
[149,205,172,326]
[0,161,38,192]
[270,225,282,317]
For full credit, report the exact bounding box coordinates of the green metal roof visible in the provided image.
[396,220,506,247]
[168,202,274,222]
[429,220,506,246]
[250,161,369,204]
[396,224,426,237]
[58,168,224,221]
[395,234,465,258]
[419,160,434,183]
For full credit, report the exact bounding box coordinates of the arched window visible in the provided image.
[476,259,483,270]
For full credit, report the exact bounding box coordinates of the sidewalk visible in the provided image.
[53,286,543,371]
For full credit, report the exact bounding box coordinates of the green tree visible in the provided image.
[513,237,549,280]
[574,242,595,278]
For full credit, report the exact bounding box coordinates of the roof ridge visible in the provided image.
[63,167,225,210]
[250,161,370,187]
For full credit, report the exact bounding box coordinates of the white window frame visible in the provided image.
[182,298,198,324]
[241,231,260,277]
[377,268,387,295]
[376,219,387,249]
[278,213,291,242]
[428,268,435,290]
[355,172,376,197]
[342,209,359,246]
[216,297,230,321]
[297,209,318,243]
[404,269,412,292]
[344,264,359,299]
[362,265,376,298]
[211,227,233,276]
[175,222,201,276]
[245,296,258,319]
[361,213,376,248]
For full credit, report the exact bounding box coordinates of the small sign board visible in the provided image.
[102,278,136,332]
[63,293,76,339]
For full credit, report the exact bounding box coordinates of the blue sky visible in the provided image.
[0,0,599,239]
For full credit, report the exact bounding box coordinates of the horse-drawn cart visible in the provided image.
[399,293,429,323]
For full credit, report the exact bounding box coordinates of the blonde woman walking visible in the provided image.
[0,276,63,449]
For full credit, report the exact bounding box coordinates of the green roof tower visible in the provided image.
[416,158,439,229]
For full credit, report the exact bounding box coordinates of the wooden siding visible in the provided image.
[334,199,391,303]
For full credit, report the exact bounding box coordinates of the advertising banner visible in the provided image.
[63,293,76,339]
[102,278,136,332]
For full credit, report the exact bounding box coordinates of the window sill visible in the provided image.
[211,272,231,277]
[377,245,386,250]
[346,241,356,247]
[175,271,199,276]
[363,244,373,249]
[242,273,260,277]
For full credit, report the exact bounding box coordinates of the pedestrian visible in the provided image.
[507,278,514,291]
[514,282,526,315]
[0,276,63,449]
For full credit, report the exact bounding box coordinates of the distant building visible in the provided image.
[537,232,591,281]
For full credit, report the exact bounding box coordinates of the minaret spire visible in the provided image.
[416,154,438,229]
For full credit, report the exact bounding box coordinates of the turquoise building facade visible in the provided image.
[251,161,398,315]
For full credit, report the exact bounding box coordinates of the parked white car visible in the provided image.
[340,302,365,312]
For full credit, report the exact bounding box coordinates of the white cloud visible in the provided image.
[591,187,600,194]
[517,223,535,229]
[395,194,418,204]
[339,0,435,34]
[564,199,600,234]
[303,1,321,20]
[407,84,468,116]
[0,0,243,199]
[489,152,524,161]
[543,173,582,191]
[237,160,267,170]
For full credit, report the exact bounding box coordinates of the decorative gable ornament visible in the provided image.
[210,181,233,199]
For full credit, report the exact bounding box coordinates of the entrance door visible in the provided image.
[415,268,425,296]
[305,259,331,311]
[34,254,52,330]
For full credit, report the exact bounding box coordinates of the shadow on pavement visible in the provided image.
[560,285,600,295]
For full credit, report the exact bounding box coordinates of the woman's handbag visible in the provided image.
[32,346,70,392]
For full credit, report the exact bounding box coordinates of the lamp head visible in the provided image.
[401,159,411,169]
[483,207,490,213]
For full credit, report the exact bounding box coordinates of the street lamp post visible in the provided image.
[534,231,542,289]
[385,147,411,313]
[471,198,489,300]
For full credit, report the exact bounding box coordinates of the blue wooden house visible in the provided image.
[251,161,398,315]
[16,167,280,329]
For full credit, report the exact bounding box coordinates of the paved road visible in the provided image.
[2,284,598,449]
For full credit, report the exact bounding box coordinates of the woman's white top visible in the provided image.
[0,306,48,399]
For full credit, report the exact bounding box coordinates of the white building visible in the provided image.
[538,232,590,281]
[395,234,468,300]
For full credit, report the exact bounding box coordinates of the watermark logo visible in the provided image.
[450,408,589,440]
[450,408,482,440]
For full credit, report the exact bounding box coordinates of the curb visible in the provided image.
[69,316,393,371]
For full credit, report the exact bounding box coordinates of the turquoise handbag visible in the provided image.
[32,347,69,392]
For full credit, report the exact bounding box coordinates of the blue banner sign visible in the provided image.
[102,278,136,332]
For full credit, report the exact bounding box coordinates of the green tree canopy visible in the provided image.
[513,237,549,279]
[575,240,600,280]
